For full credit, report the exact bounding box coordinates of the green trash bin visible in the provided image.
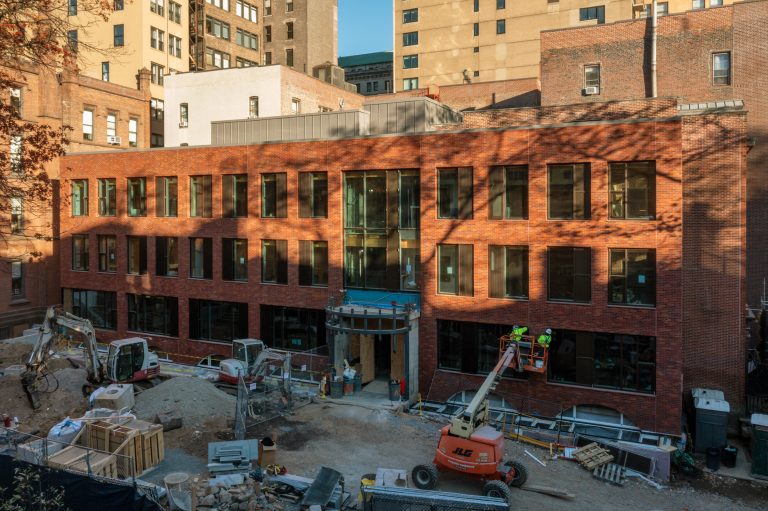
[751,413,768,478]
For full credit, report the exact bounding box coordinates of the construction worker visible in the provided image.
[511,325,528,342]
[537,328,553,349]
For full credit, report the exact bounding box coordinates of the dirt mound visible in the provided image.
[135,376,236,427]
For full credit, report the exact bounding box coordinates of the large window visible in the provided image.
[156,237,179,277]
[156,176,178,217]
[72,179,88,216]
[260,305,326,351]
[489,165,527,219]
[169,1,181,23]
[98,235,116,273]
[438,320,519,376]
[206,16,230,40]
[190,237,212,279]
[128,294,178,337]
[236,0,258,21]
[438,244,473,296]
[189,299,248,343]
[70,289,117,330]
[236,28,258,50]
[489,246,528,299]
[223,238,248,281]
[403,31,418,46]
[99,177,117,216]
[548,247,591,303]
[438,168,472,219]
[150,27,165,51]
[713,52,731,86]
[549,329,655,393]
[548,164,590,220]
[151,62,164,85]
[72,235,89,271]
[190,175,212,218]
[403,8,418,23]
[127,177,147,216]
[298,172,328,218]
[261,173,287,218]
[403,78,418,91]
[579,5,605,24]
[127,236,148,275]
[344,170,420,290]
[403,55,418,69]
[150,0,164,15]
[223,174,248,218]
[609,249,655,306]
[262,239,287,284]
[609,162,655,219]
[169,35,182,57]
[299,240,328,287]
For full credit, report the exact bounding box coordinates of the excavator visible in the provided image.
[218,339,292,387]
[411,332,550,504]
[21,306,159,410]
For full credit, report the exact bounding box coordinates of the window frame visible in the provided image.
[82,109,94,140]
[261,172,287,218]
[488,245,528,300]
[127,177,147,217]
[71,179,89,217]
[10,261,23,299]
[97,235,117,273]
[261,239,288,284]
[299,240,329,287]
[712,51,731,86]
[156,236,180,277]
[496,19,506,35]
[547,163,590,220]
[189,175,213,218]
[222,174,248,218]
[437,167,473,220]
[10,197,22,234]
[298,172,328,219]
[488,165,528,220]
[72,234,89,271]
[156,176,178,217]
[608,248,656,307]
[547,246,592,303]
[114,24,124,47]
[403,31,418,46]
[98,178,116,216]
[222,238,248,282]
[403,54,418,69]
[126,236,148,275]
[437,244,473,296]
[189,237,213,279]
[584,64,601,90]
[403,8,418,23]
[608,161,656,220]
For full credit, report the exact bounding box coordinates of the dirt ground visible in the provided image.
[204,401,767,511]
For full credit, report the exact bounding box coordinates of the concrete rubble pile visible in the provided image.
[195,479,284,511]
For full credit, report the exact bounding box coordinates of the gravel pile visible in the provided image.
[135,376,236,424]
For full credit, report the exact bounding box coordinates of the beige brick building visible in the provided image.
[394,0,735,91]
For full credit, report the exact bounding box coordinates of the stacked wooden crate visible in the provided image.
[78,419,165,476]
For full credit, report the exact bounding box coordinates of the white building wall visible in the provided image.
[164,66,284,147]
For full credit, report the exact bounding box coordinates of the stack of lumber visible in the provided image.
[47,445,118,478]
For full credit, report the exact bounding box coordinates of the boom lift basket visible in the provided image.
[499,334,548,374]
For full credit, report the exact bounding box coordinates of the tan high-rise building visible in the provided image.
[394,0,734,91]
[190,0,264,71]
[261,0,338,73]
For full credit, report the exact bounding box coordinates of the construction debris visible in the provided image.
[135,376,236,427]
[592,462,626,486]
[573,442,614,470]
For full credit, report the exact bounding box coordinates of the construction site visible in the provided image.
[1,308,767,510]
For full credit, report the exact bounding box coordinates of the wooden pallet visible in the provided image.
[48,446,118,479]
[573,442,614,470]
[593,463,626,486]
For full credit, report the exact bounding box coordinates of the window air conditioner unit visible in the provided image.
[179,120,188,127]
[107,135,121,145]
[583,86,600,96]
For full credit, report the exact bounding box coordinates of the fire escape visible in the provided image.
[189,0,206,70]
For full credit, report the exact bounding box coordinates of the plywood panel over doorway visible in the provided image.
[390,333,405,382]
[359,334,375,384]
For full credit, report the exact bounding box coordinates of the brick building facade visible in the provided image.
[1,65,151,338]
[539,1,766,404]
[58,98,746,434]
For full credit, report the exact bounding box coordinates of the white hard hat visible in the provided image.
[545,328,552,335]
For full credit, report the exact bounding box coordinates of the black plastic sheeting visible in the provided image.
[0,455,161,511]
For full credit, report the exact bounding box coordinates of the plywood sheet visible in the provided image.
[360,335,375,384]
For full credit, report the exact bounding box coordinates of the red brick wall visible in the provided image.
[60,114,696,433]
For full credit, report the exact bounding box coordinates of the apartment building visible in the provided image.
[190,0,264,71]
[260,0,338,72]
[66,0,190,146]
[339,52,393,96]
[539,0,768,403]
[58,96,746,434]
[163,65,363,147]
[0,64,151,338]
[393,0,735,91]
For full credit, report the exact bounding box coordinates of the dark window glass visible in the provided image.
[114,24,124,46]
[261,173,287,218]
[403,31,418,46]
[548,164,590,220]
[71,289,117,330]
[399,170,420,229]
[609,162,655,219]
[438,320,524,377]
[10,261,23,298]
[299,240,328,286]
[489,166,527,219]
[473,23,479,37]
[579,5,605,24]
[189,237,212,279]
[127,236,148,275]
[128,294,178,336]
[549,329,655,393]
[127,177,147,217]
[189,299,247,342]
[403,54,418,69]
[609,249,655,306]
[68,0,77,15]
[72,235,89,271]
[298,172,328,218]
[223,174,248,218]
[713,52,731,85]
[98,235,117,272]
[262,239,287,284]
[496,19,505,34]
[156,176,178,217]
[489,245,528,299]
[72,179,88,216]
[190,175,212,217]
[403,8,418,23]
[438,244,473,296]
[260,305,326,351]
[223,238,248,281]
[548,247,591,302]
[98,178,116,216]
[438,168,472,219]
[156,237,179,277]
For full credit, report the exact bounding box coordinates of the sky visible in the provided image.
[338,0,393,57]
